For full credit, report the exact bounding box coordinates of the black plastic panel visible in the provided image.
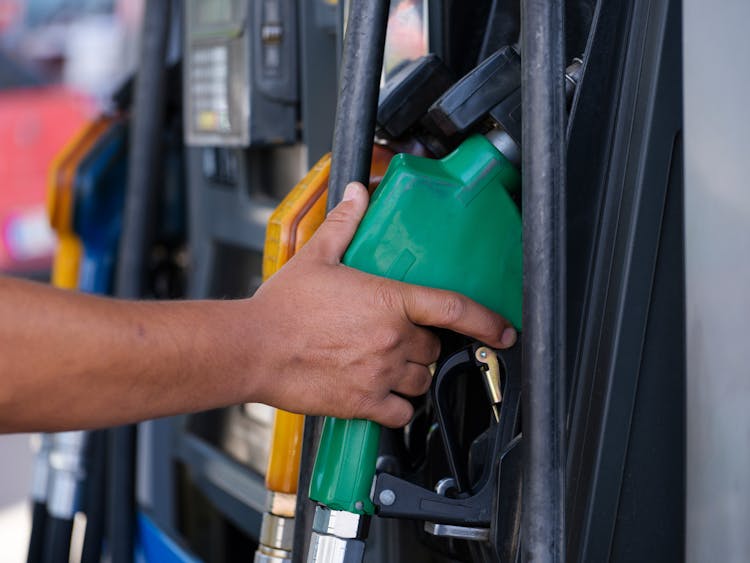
[565,0,684,560]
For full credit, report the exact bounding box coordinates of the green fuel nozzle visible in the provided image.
[307,57,583,563]
[307,126,523,552]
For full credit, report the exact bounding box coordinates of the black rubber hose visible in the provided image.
[520,0,567,561]
[81,430,107,563]
[116,0,170,294]
[41,517,74,563]
[292,417,323,563]
[326,0,391,210]
[107,432,136,562]
[26,501,47,563]
[292,2,390,562]
[108,1,171,561]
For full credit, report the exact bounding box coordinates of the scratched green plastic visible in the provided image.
[309,134,523,515]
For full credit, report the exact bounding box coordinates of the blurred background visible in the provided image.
[0,1,143,560]
[0,0,143,278]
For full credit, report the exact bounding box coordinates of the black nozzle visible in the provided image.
[377,54,455,139]
[427,46,521,138]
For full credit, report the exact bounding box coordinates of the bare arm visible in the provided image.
[0,183,516,433]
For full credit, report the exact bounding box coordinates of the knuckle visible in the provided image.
[325,204,352,225]
[428,336,441,362]
[373,281,401,312]
[438,293,466,325]
[402,369,425,396]
[394,404,414,427]
[419,371,432,394]
[352,391,374,419]
[376,327,402,352]
[311,237,337,260]
[405,369,431,396]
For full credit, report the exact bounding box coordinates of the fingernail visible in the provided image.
[501,327,517,347]
[343,183,360,201]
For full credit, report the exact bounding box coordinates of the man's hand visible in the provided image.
[0,182,514,433]
[248,182,516,428]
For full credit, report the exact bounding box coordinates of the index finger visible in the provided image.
[397,282,517,348]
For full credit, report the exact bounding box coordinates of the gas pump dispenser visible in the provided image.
[22,1,689,562]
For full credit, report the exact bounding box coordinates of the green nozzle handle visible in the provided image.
[310,418,380,514]
[309,134,523,515]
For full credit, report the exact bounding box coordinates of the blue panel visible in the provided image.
[136,512,202,563]
[72,120,128,295]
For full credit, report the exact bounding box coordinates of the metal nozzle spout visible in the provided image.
[307,506,369,563]
[254,509,295,563]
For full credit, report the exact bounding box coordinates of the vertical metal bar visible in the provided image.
[520,0,566,561]
[298,0,338,166]
[109,0,171,561]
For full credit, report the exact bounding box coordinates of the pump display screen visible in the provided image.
[184,0,298,147]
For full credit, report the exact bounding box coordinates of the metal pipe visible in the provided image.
[520,0,567,561]
[109,0,171,561]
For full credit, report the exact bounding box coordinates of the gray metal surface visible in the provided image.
[307,532,366,563]
[260,513,296,550]
[299,0,338,165]
[137,417,181,526]
[312,507,367,540]
[183,0,299,147]
[424,522,490,541]
[30,434,53,502]
[47,431,88,519]
[176,433,266,538]
[684,1,750,562]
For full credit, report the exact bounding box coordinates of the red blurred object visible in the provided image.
[0,85,94,273]
[0,0,21,34]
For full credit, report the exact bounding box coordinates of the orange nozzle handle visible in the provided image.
[47,117,113,289]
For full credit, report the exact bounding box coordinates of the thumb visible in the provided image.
[305,182,369,262]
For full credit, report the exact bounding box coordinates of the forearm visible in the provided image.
[0,276,257,433]
[0,183,514,433]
